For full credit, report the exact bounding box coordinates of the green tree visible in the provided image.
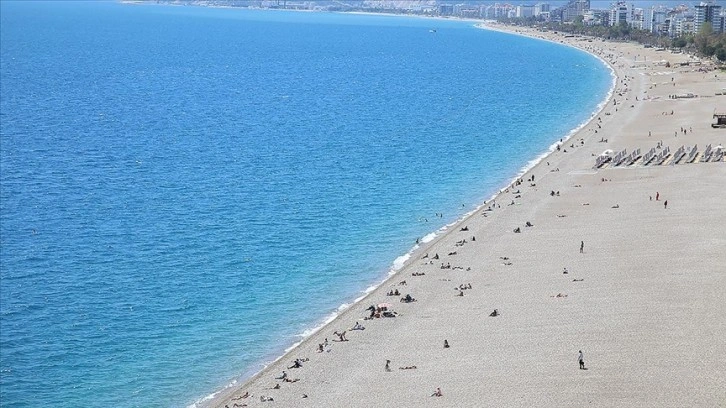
[695,22,713,54]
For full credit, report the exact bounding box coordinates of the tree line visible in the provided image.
[499,16,726,63]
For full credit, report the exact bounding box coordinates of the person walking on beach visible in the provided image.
[580,241,584,254]
[578,350,585,370]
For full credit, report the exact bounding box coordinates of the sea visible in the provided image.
[0,2,613,407]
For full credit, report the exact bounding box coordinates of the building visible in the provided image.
[561,0,589,22]
[609,2,632,26]
[438,4,454,16]
[694,1,722,33]
[583,9,609,26]
[482,3,514,19]
[516,5,535,18]
[632,7,644,29]
[642,7,654,31]
[534,3,550,16]
[454,4,480,18]
[652,9,669,34]
[675,17,695,36]
[716,13,726,34]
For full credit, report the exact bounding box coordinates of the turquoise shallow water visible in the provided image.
[0,2,611,407]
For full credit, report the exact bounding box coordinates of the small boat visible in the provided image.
[429,29,437,33]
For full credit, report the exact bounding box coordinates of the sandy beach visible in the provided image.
[208,23,726,408]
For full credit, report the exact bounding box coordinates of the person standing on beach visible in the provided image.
[578,350,585,370]
[580,241,584,253]
[385,360,391,372]
[664,200,668,209]
[656,192,660,201]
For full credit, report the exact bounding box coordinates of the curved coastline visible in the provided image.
[200,21,619,408]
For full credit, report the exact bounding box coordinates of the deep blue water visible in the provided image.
[0,2,611,407]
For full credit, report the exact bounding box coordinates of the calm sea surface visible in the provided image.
[0,2,611,407]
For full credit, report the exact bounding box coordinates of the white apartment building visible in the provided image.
[609,2,631,26]
[516,5,535,18]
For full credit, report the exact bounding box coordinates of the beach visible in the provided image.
[209,24,726,408]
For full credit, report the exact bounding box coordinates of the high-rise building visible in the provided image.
[516,5,535,18]
[609,1,631,26]
[716,13,726,34]
[632,8,644,29]
[534,3,550,16]
[642,7,655,31]
[694,1,722,33]
[560,0,589,22]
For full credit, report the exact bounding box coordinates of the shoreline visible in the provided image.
[200,21,624,408]
[207,19,725,407]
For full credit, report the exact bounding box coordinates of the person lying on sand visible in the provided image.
[431,387,443,397]
[275,371,287,380]
[351,321,365,330]
[232,392,249,400]
[489,309,499,317]
[399,365,417,370]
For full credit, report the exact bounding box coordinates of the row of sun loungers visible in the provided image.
[594,144,722,168]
